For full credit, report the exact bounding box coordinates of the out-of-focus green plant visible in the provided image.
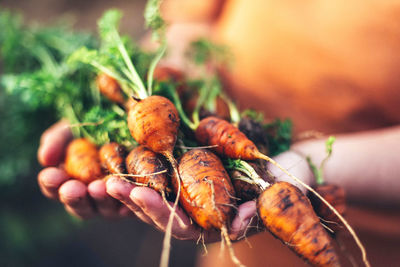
[0,8,96,266]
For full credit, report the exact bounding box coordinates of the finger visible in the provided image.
[38,167,69,200]
[88,179,121,219]
[229,201,258,240]
[38,120,73,166]
[130,187,202,240]
[59,180,95,219]
[105,176,154,225]
[118,205,134,217]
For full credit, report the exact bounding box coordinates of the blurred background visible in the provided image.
[1,1,399,267]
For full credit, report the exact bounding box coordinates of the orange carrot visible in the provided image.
[173,149,235,230]
[125,145,171,194]
[124,97,138,111]
[127,95,179,159]
[153,66,184,83]
[309,184,346,232]
[196,116,370,267]
[96,73,125,104]
[126,95,181,267]
[99,142,126,174]
[64,138,103,184]
[195,116,258,160]
[172,149,243,266]
[257,181,340,267]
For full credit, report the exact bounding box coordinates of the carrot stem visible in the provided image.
[164,84,197,130]
[255,152,370,267]
[160,152,181,267]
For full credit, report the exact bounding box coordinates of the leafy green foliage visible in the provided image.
[241,109,264,123]
[325,136,336,156]
[307,136,336,185]
[186,38,231,66]
[0,9,93,266]
[144,0,165,40]
[0,9,97,184]
[264,118,293,156]
[80,106,136,148]
[97,9,148,98]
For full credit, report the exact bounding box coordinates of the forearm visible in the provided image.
[292,126,400,206]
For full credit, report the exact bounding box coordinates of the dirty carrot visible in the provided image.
[195,116,370,267]
[125,145,171,194]
[64,138,104,184]
[306,136,346,232]
[127,95,179,161]
[257,181,340,267]
[309,184,346,232]
[172,149,244,267]
[99,142,126,174]
[96,73,125,104]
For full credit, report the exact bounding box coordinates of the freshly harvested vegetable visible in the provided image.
[257,181,340,267]
[64,138,103,184]
[227,160,269,203]
[309,184,346,232]
[2,3,371,267]
[173,149,235,230]
[99,142,126,174]
[197,117,369,267]
[127,95,179,158]
[126,145,171,194]
[153,66,184,83]
[307,136,346,233]
[230,170,262,202]
[96,73,125,104]
[172,149,243,266]
[196,116,260,160]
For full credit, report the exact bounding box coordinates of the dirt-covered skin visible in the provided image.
[99,142,126,174]
[126,145,171,194]
[257,181,340,267]
[96,73,125,104]
[173,149,236,230]
[195,116,259,160]
[309,184,346,232]
[65,138,104,184]
[127,95,180,156]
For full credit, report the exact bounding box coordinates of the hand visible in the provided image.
[105,176,260,242]
[105,150,314,243]
[37,121,131,219]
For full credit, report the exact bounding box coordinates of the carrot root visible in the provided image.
[256,152,370,267]
[196,231,208,256]
[221,225,246,267]
[159,152,181,267]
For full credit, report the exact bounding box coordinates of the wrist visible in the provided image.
[267,150,315,193]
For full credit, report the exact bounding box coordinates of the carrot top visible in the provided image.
[306,136,336,185]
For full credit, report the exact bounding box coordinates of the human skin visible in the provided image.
[37,121,258,241]
[37,121,131,219]
[37,121,400,241]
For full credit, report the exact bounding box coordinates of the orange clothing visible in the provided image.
[214,0,400,134]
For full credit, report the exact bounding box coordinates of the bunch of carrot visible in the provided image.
[38,2,371,267]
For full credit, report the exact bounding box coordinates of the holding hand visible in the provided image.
[37,121,130,219]
[37,122,297,242]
